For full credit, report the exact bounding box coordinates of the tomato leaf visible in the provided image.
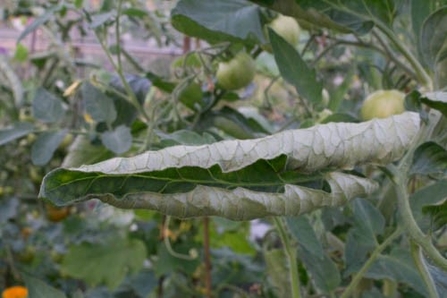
[100,125,132,154]
[40,113,420,220]
[420,7,447,68]
[420,92,447,118]
[171,0,265,44]
[23,274,67,298]
[82,81,117,125]
[32,88,66,123]
[411,141,447,177]
[31,129,68,166]
[0,122,34,146]
[365,248,428,296]
[62,237,146,289]
[269,28,323,105]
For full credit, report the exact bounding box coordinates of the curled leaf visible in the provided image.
[39,112,420,220]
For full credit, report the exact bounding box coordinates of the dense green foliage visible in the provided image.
[3,0,447,297]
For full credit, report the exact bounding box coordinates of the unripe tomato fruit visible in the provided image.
[178,82,203,111]
[216,52,256,90]
[267,15,300,46]
[360,90,405,121]
[263,15,300,52]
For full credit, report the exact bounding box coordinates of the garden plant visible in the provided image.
[2,0,447,297]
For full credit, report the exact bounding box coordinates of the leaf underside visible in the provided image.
[40,112,420,220]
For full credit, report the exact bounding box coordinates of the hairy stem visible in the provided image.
[93,0,151,123]
[411,241,439,298]
[374,22,432,90]
[203,217,213,298]
[273,217,302,298]
[340,227,402,298]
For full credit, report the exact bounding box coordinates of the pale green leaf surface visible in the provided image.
[23,274,67,298]
[365,248,428,296]
[171,0,265,44]
[420,7,447,67]
[0,122,34,146]
[32,88,66,123]
[270,28,323,105]
[31,129,68,165]
[61,238,146,289]
[100,125,132,154]
[40,113,419,220]
[264,248,291,297]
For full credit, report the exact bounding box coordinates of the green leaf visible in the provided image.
[351,198,385,236]
[421,198,447,230]
[0,198,19,224]
[13,43,29,62]
[420,7,447,68]
[82,82,117,124]
[411,0,432,63]
[17,5,61,43]
[366,248,428,296]
[114,269,157,297]
[61,237,146,289]
[264,248,291,297]
[100,125,132,154]
[427,262,447,295]
[345,198,385,274]
[32,88,66,123]
[0,122,34,146]
[61,135,114,168]
[89,11,117,29]
[40,113,420,220]
[420,92,447,118]
[286,216,324,256]
[411,180,447,231]
[262,0,396,34]
[269,28,323,105]
[299,247,341,292]
[31,130,68,166]
[286,216,340,292]
[411,141,447,177]
[74,0,84,9]
[122,8,148,18]
[108,74,150,127]
[23,274,67,298]
[153,242,200,277]
[171,0,265,44]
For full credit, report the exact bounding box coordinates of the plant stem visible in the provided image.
[203,217,213,298]
[410,241,439,298]
[93,1,151,123]
[394,172,447,271]
[273,217,302,298]
[340,227,402,298]
[391,115,447,271]
[373,22,433,91]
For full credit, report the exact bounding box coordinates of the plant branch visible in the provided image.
[92,1,151,123]
[273,217,302,298]
[373,22,432,90]
[203,217,212,298]
[411,241,439,298]
[340,227,402,298]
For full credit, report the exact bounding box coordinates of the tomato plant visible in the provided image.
[216,51,256,90]
[265,14,300,49]
[2,0,447,297]
[360,89,405,120]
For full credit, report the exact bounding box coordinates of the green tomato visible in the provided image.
[360,90,405,121]
[216,52,256,90]
[265,15,300,50]
[178,82,204,111]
